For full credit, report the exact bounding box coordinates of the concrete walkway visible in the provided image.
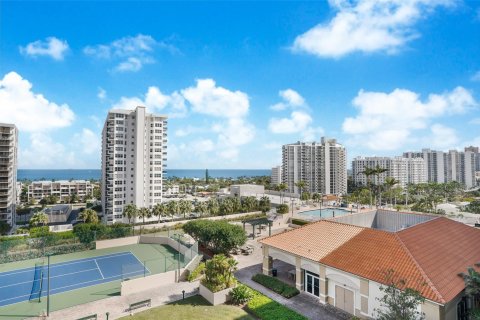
[31,281,200,320]
[235,264,350,320]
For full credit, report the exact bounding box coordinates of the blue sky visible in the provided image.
[1,0,480,169]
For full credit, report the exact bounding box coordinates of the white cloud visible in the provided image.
[426,123,459,149]
[302,126,325,141]
[84,34,174,72]
[112,86,187,118]
[264,142,282,150]
[0,72,75,132]
[182,79,249,118]
[471,71,480,82]
[76,128,101,155]
[20,133,80,169]
[97,87,107,100]
[269,111,313,134]
[271,89,307,111]
[292,0,455,58]
[342,86,477,150]
[20,37,69,60]
[470,118,480,125]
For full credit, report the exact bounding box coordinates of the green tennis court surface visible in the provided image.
[0,243,183,320]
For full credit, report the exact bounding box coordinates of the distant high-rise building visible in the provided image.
[281,138,347,195]
[404,148,477,189]
[0,123,18,227]
[465,146,480,172]
[101,106,168,224]
[270,166,282,186]
[352,156,426,188]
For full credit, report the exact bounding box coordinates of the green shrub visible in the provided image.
[187,262,205,282]
[251,273,300,298]
[230,284,254,305]
[29,226,50,237]
[247,288,306,320]
[291,219,308,226]
[201,254,237,292]
[276,204,289,214]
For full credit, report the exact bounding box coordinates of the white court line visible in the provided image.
[127,251,151,275]
[0,252,132,277]
[0,268,100,289]
[0,269,145,305]
[94,259,104,279]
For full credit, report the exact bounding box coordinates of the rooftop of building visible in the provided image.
[30,180,93,184]
[260,210,480,304]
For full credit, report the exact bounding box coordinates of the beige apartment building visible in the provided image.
[0,123,18,227]
[27,180,94,203]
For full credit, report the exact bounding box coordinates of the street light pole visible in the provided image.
[47,254,51,317]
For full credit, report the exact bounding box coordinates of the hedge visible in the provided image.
[291,218,309,226]
[246,287,306,320]
[252,273,299,298]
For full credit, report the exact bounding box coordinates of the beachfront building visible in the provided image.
[101,106,168,224]
[282,138,347,195]
[270,165,282,186]
[260,209,480,319]
[352,156,426,188]
[0,123,17,227]
[230,184,265,198]
[27,180,94,203]
[404,148,477,188]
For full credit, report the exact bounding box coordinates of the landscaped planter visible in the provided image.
[199,283,234,306]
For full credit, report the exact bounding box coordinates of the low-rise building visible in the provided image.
[230,184,265,198]
[27,180,94,203]
[260,209,480,319]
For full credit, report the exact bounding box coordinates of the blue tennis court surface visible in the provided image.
[0,252,149,307]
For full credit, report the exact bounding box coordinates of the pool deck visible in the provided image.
[292,204,375,221]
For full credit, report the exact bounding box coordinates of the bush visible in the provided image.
[246,287,307,320]
[230,284,254,304]
[201,254,237,292]
[73,223,107,244]
[276,204,289,214]
[183,219,247,254]
[187,262,205,282]
[29,226,50,237]
[252,273,300,298]
[291,219,308,226]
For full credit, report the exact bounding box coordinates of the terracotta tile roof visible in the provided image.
[260,217,480,304]
[397,217,480,303]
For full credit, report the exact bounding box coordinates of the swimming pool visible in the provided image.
[298,208,350,220]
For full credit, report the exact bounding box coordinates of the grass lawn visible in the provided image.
[120,295,254,320]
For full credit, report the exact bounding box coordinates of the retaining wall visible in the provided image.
[95,236,139,250]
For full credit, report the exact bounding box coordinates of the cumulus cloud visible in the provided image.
[20,133,80,169]
[182,79,249,118]
[112,79,255,160]
[76,128,101,155]
[292,0,455,58]
[342,86,477,150]
[268,89,324,141]
[270,89,306,111]
[0,72,75,132]
[112,86,187,118]
[426,123,459,149]
[97,87,107,100]
[20,37,69,60]
[84,34,176,72]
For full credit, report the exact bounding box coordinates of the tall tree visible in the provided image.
[167,200,180,218]
[384,177,400,206]
[152,203,168,223]
[122,204,138,225]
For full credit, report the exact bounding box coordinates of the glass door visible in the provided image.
[305,271,320,297]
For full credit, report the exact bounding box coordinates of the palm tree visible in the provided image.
[152,203,168,223]
[78,208,99,224]
[122,204,138,225]
[259,196,271,214]
[167,201,180,219]
[178,199,193,219]
[194,201,208,217]
[29,212,48,227]
[295,180,308,204]
[138,207,152,225]
[242,196,258,212]
[384,177,400,206]
[207,198,220,216]
[277,183,288,204]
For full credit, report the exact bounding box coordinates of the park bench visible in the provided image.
[76,314,97,320]
[128,299,151,312]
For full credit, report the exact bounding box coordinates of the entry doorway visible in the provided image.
[335,285,354,315]
[305,271,320,297]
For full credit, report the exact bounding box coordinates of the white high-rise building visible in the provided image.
[282,138,347,195]
[352,157,426,188]
[101,106,167,224]
[404,148,477,189]
[271,166,282,186]
[0,123,18,227]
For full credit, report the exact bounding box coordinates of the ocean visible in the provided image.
[17,169,271,181]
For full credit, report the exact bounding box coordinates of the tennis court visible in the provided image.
[0,251,148,307]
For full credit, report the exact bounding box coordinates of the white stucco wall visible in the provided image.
[326,267,361,312]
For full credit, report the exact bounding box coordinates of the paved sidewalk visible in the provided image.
[31,281,200,320]
[235,264,350,320]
